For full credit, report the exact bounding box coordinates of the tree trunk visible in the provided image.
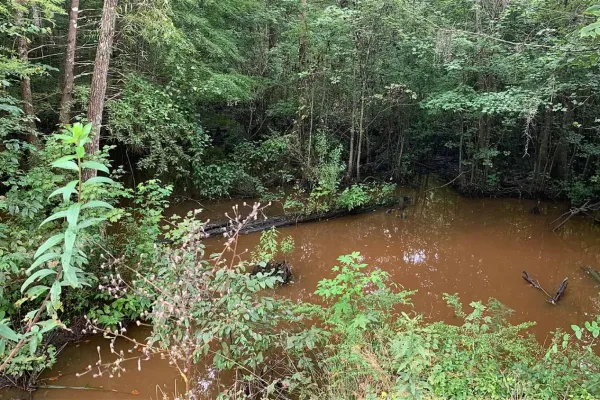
[59,0,80,124]
[15,0,36,142]
[85,0,118,178]
[298,0,307,67]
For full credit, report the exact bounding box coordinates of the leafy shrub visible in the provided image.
[0,123,119,378]
[335,184,370,210]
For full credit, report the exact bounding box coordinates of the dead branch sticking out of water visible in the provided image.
[551,200,600,232]
[522,271,567,304]
[581,266,600,285]
[547,279,568,305]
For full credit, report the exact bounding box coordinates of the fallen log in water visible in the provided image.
[522,270,542,290]
[581,266,600,285]
[522,270,568,304]
[547,278,568,305]
[202,199,402,237]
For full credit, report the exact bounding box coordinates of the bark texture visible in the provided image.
[85,0,118,177]
[59,0,80,124]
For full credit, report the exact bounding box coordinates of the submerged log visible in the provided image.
[251,261,292,285]
[521,270,554,301]
[581,266,600,285]
[203,198,402,237]
[522,270,542,290]
[547,278,568,305]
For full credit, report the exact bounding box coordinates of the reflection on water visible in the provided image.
[3,178,600,399]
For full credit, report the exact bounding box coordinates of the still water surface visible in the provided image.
[3,182,600,399]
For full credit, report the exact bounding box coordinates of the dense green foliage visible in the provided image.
[2,0,600,200]
[2,0,600,397]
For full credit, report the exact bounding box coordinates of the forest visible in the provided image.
[2,0,600,398]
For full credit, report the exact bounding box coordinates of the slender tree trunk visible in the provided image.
[356,81,366,181]
[347,65,357,178]
[59,0,80,124]
[85,0,118,178]
[298,0,307,66]
[15,0,36,142]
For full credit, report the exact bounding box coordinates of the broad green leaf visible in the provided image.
[16,285,50,305]
[54,154,77,163]
[75,145,85,158]
[77,217,107,230]
[81,161,109,174]
[585,5,600,16]
[50,281,61,309]
[53,133,75,142]
[80,123,92,145]
[581,21,600,38]
[66,203,81,226]
[81,201,113,210]
[51,159,79,171]
[0,320,19,342]
[40,210,69,227]
[21,269,56,293]
[34,234,64,259]
[37,320,60,335]
[82,176,115,186]
[28,253,61,273]
[61,228,77,285]
[48,180,78,202]
[29,333,39,355]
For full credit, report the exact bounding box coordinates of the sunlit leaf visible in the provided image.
[51,159,79,171]
[82,176,115,186]
[34,234,64,259]
[81,161,109,174]
[40,210,69,227]
[48,180,78,202]
[66,203,82,226]
[81,201,113,210]
[0,320,19,342]
[21,269,56,293]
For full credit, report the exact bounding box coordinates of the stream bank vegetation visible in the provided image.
[2,0,600,397]
[1,133,600,398]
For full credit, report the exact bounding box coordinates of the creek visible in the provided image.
[3,180,600,399]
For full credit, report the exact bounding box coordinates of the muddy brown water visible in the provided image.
[3,181,600,399]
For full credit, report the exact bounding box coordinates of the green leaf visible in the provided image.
[75,146,85,158]
[37,320,60,335]
[34,234,64,259]
[21,269,56,293]
[61,228,77,285]
[29,333,39,355]
[51,159,79,171]
[40,210,69,227]
[53,133,75,142]
[48,180,78,202]
[77,217,106,230]
[66,203,81,226]
[82,176,115,186]
[28,252,61,273]
[585,5,600,16]
[81,161,109,174]
[50,281,61,309]
[54,154,77,163]
[0,320,19,342]
[18,285,50,304]
[81,201,113,210]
